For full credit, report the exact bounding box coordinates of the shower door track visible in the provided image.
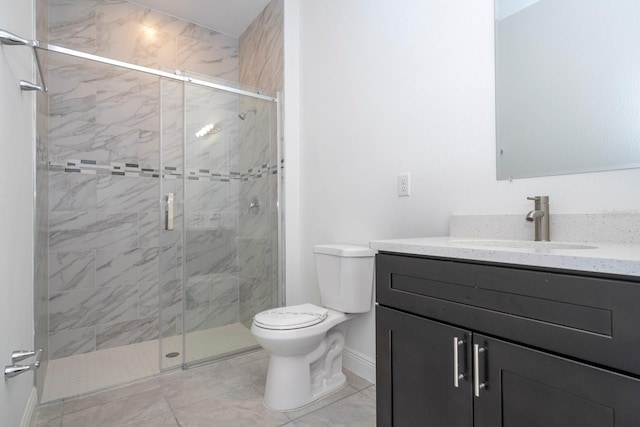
[39,42,278,102]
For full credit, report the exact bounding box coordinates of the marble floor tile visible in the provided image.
[158,359,256,409]
[284,385,359,421]
[62,378,160,415]
[34,402,63,427]
[120,413,179,427]
[171,392,290,427]
[236,356,269,392]
[36,350,375,427]
[344,369,374,391]
[292,392,376,427]
[61,387,172,427]
[361,385,376,401]
[36,416,62,427]
[225,348,269,366]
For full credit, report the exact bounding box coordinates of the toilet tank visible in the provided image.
[313,244,376,313]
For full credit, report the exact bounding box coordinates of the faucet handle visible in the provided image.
[527,196,549,203]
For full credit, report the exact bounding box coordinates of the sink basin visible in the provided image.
[449,240,597,250]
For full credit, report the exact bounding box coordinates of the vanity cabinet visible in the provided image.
[376,253,640,426]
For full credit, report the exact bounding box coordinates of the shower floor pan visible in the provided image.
[41,322,257,403]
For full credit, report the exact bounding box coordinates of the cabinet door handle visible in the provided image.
[473,344,486,397]
[453,337,465,387]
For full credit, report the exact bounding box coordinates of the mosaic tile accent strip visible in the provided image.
[49,160,282,182]
[240,164,279,181]
[49,160,166,179]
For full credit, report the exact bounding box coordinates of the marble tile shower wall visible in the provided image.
[49,0,238,79]
[237,0,283,326]
[46,0,242,359]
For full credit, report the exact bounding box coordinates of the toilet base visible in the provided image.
[262,326,348,411]
[310,371,347,404]
[263,355,347,412]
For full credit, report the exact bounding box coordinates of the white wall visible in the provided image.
[0,0,37,424]
[282,0,303,306]
[283,0,640,380]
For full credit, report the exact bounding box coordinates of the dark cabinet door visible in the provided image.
[376,306,473,427]
[474,334,640,427]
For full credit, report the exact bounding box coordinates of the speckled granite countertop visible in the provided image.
[370,237,640,277]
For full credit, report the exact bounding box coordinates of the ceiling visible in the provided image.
[496,0,541,19]
[130,0,272,38]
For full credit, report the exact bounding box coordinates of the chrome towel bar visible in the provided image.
[0,28,48,92]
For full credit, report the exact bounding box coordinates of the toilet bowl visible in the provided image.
[251,244,375,411]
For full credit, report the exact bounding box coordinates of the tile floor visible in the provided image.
[34,349,377,427]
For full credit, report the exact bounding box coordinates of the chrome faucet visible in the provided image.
[526,196,550,241]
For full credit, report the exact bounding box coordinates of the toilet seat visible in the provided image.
[254,303,329,330]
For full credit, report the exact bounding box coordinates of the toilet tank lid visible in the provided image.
[313,244,376,257]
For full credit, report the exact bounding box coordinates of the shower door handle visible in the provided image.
[165,193,174,231]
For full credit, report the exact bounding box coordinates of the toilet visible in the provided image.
[250,244,376,411]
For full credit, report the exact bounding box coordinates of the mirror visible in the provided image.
[495,0,640,180]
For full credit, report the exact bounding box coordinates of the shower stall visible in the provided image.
[36,43,282,402]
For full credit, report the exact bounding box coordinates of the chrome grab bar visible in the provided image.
[4,349,42,379]
[0,29,29,45]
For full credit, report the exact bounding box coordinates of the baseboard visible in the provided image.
[20,386,38,427]
[343,346,376,384]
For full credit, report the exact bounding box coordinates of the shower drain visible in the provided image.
[165,352,180,358]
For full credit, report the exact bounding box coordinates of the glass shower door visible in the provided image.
[180,76,279,366]
[159,77,186,370]
[159,73,279,369]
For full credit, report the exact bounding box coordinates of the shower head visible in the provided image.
[238,108,257,120]
[0,29,30,46]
